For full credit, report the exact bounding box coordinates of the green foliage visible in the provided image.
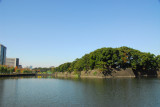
[33,67,51,72]
[23,69,32,73]
[156,55,160,69]
[16,69,20,73]
[139,53,157,70]
[53,46,160,73]
[50,67,55,73]
[93,71,97,76]
[0,65,15,74]
[0,65,36,74]
[0,65,4,73]
[54,62,72,72]
[8,67,15,74]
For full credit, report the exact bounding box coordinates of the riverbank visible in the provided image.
[0,69,159,78]
[51,68,135,78]
[37,69,160,78]
[0,73,36,77]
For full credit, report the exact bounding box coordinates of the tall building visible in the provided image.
[0,44,7,65]
[6,58,19,67]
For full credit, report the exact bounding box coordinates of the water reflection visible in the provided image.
[0,77,160,107]
[0,79,4,107]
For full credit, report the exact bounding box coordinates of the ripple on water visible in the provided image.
[0,77,160,107]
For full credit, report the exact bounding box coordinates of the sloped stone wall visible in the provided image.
[54,69,160,78]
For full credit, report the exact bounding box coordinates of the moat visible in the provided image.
[0,77,160,107]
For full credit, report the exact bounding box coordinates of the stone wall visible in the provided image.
[53,69,160,78]
[111,68,135,77]
[81,69,106,78]
[54,72,80,78]
[80,68,135,78]
[157,70,160,77]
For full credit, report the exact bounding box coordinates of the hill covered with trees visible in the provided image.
[53,46,160,76]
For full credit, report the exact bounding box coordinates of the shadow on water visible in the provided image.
[133,69,158,77]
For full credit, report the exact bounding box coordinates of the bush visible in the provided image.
[16,69,21,73]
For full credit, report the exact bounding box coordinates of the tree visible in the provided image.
[16,69,20,73]
[8,67,15,74]
[0,65,4,74]
[139,53,157,71]
[53,46,159,74]
[156,55,160,69]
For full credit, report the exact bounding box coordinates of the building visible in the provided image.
[0,44,7,65]
[18,65,22,68]
[50,66,55,68]
[6,58,19,67]
[29,66,33,69]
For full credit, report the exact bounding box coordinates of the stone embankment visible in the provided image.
[36,69,160,78]
[54,68,136,78]
[81,68,135,78]
[54,72,80,78]
[0,73,36,77]
[157,70,160,77]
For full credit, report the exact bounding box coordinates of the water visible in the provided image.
[0,77,160,107]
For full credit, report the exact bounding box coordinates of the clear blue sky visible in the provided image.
[0,0,160,68]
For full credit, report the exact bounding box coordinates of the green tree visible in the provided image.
[16,69,20,73]
[53,46,159,74]
[156,55,160,69]
[8,67,15,74]
[0,65,4,74]
[139,53,157,71]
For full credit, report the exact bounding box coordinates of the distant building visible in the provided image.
[0,44,7,65]
[50,66,55,68]
[6,58,19,67]
[29,66,32,69]
[18,65,22,68]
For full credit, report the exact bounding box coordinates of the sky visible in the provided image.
[0,0,160,68]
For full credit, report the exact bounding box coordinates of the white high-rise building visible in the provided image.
[6,58,19,67]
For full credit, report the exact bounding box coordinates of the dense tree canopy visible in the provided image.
[53,46,160,74]
[156,55,160,68]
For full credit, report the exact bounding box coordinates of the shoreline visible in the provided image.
[0,68,160,78]
[0,73,36,77]
[37,68,160,78]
